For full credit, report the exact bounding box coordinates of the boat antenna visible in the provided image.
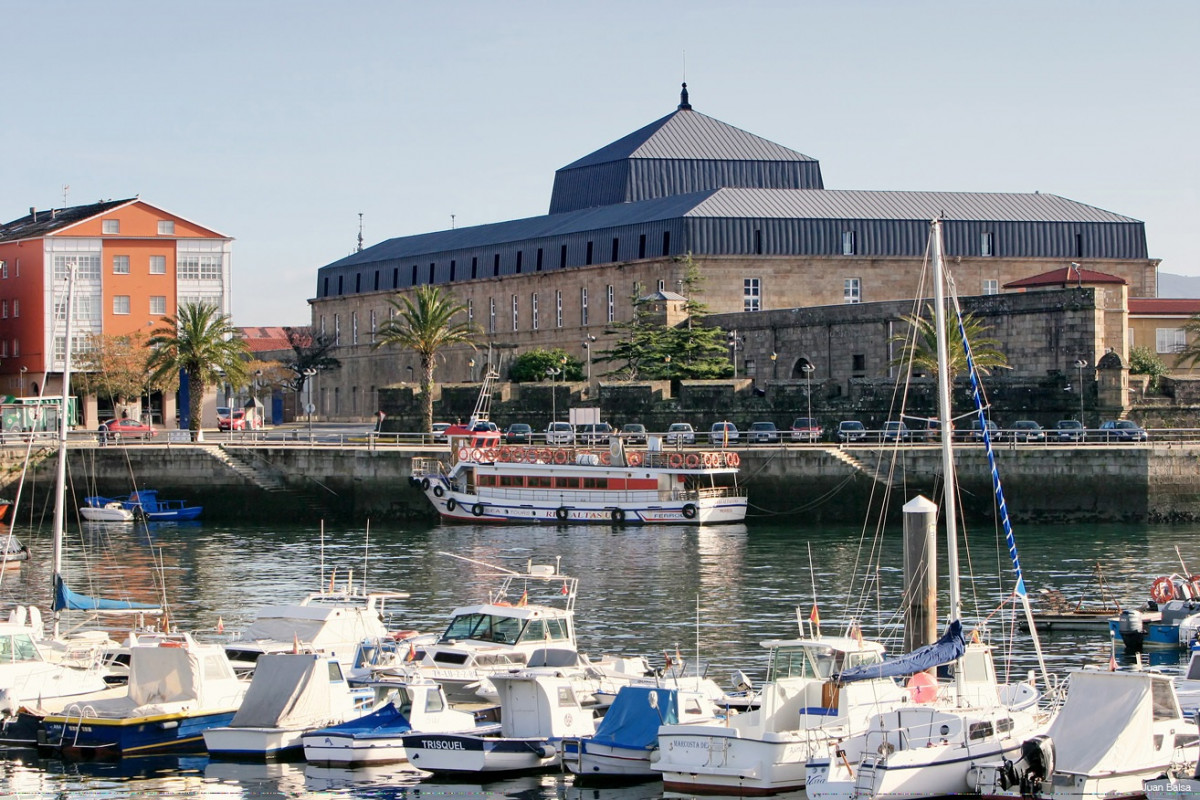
[319,520,325,591]
[1175,545,1190,576]
[807,542,820,638]
[695,594,701,679]
[436,550,520,575]
[362,520,370,596]
[51,265,77,640]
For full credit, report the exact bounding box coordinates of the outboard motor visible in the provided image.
[1118,609,1146,653]
[1019,734,1056,796]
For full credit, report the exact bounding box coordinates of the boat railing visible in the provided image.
[474,485,743,504]
[446,446,739,470]
[412,457,446,477]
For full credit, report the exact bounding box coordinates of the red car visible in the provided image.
[219,409,261,431]
[98,418,156,441]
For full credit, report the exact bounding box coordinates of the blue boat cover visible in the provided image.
[53,576,161,612]
[589,686,679,750]
[309,702,410,737]
[837,620,966,683]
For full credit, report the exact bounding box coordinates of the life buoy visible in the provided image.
[433,484,445,497]
[553,450,569,465]
[668,453,684,468]
[159,640,185,648]
[499,446,511,461]
[627,451,642,466]
[555,506,569,522]
[539,448,552,463]
[446,497,457,512]
[1151,576,1176,604]
[470,448,483,461]
[685,454,700,469]
[472,503,485,517]
[611,508,625,524]
[682,503,697,519]
[457,447,469,461]
[599,452,611,466]
[728,452,741,467]
[525,448,538,463]
[484,448,498,461]
[391,630,419,640]
[421,477,431,491]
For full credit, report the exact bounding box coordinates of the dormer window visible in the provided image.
[981,232,995,257]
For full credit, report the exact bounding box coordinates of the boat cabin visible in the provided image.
[438,608,571,648]
[761,637,888,682]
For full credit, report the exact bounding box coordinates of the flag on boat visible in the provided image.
[517,590,528,607]
[809,604,820,626]
[561,581,569,595]
[217,616,224,633]
[664,651,672,669]
[407,641,417,662]
[293,633,300,654]
[850,621,863,646]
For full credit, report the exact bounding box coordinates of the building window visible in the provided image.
[981,232,994,257]
[489,298,496,333]
[842,230,857,255]
[493,253,500,277]
[638,235,646,259]
[113,255,130,274]
[1128,328,1134,348]
[339,275,345,295]
[428,263,435,284]
[334,313,341,345]
[744,278,761,312]
[375,270,381,290]
[532,293,539,330]
[560,244,568,269]
[11,299,18,318]
[511,294,519,331]
[177,254,222,280]
[657,279,665,292]
[369,309,376,344]
[323,277,329,296]
[1157,328,1187,354]
[352,311,359,345]
[1,300,7,318]
[471,257,478,280]
[585,241,594,265]
[581,288,589,326]
[356,273,362,292]
[149,296,166,315]
[467,299,474,325]
[611,238,619,262]
[556,290,563,328]
[982,279,999,295]
[156,220,174,235]
[410,265,417,286]
[149,255,166,274]
[102,220,119,234]
[606,285,615,323]
[515,251,523,274]
[844,278,861,304]
[852,354,866,373]
[113,295,131,315]
[392,267,398,287]
[11,340,17,358]
[755,229,763,255]
[53,255,101,280]
[662,231,671,256]
[536,248,543,272]
[0,261,6,278]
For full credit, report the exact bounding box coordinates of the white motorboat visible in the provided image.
[203,652,369,759]
[971,669,1199,800]
[409,370,747,525]
[301,677,497,766]
[654,633,911,795]
[78,501,135,522]
[403,670,596,775]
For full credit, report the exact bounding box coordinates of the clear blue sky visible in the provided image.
[7,1,1197,326]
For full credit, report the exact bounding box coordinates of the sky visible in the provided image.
[6,1,1198,326]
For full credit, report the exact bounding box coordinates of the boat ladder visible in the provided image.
[50,702,99,750]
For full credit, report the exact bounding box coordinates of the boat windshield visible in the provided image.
[0,633,40,663]
[766,645,820,681]
[441,613,526,644]
[765,644,884,681]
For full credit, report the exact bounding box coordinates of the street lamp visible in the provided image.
[770,352,778,380]
[801,363,816,437]
[468,358,476,383]
[545,366,561,424]
[583,335,596,390]
[1080,359,1089,424]
[727,330,744,378]
[18,365,27,396]
[303,368,317,439]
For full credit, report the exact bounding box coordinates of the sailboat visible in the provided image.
[805,219,1054,800]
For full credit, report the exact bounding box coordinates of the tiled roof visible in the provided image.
[1005,266,1129,289]
[239,326,294,353]
[0,199,136,242]
[1128,298,1200,315]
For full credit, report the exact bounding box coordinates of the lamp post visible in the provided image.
[770,352,778,380]
[468,358,476,383]
[303,368,317,439]
[727,330,743,378]
[1074,359,1088,423]
[583,335,596,391]
[18,365,27,396]
[801,363,816,436]
[546,366,561,424]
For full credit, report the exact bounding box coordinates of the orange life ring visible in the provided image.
[599,452,611,465]
[627,451,642,466]
[391,630,419,640]
[159,640,185,648]
[484,448,499,461]
[553,449,569,464]
[470,448,483,461]
[499,446,511,461]
[668,453,684,468]
[526,448,539,463]
[457,447,469,461]
[1151,576,1176,604]
[728,452,741,467]
[685,453,700,469]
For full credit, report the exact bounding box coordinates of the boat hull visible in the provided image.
[404,732,558,774]
[655,727,811,795]
[202,726,305,759]
[562,738,657,781]
[426,490,747,525]
[302,730,410,766]
[40,709,238,758]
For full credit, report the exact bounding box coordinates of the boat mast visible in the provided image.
[930,220,961,626]
[51,265,77,639]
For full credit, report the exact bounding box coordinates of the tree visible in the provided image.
[146,302,250,439]
[283,326,341,393]
[1172,314,1200,369]
[509,349,583,383]
[890,304,1010,381]
[74,331,170,412]
[1130,345,1169,391]
[373,285,477,432]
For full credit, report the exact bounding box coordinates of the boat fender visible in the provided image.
[611,508,625,524]
[533,742,557,760]
[408,476,421,489]
[472,503,485,517]
[1151,576,1176,604]
[446,497,457,512]
[555,506,569,522]
[421,477,431,492]
[433,484,444,497]
[682,503,697,520]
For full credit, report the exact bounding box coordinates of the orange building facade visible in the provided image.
[0,198,232,426]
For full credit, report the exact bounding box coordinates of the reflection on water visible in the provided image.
[1,518,1197,798]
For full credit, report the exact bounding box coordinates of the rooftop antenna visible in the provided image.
[451,214,456,230]
[356,213,364,252]
[62,184,70,206]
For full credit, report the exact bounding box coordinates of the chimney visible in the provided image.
[29,206,36,221]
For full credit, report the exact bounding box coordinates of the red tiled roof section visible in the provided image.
[1004,266,1128,289]
[239,326,294,353]
[1129,298,1200,315]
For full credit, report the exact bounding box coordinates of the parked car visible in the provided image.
[218,409,260,432]
[915,419,952,442]
[576,422,614,446]
[708,421,740,447]
[1097,420,1149,442]
[98,418,157,441]
[620,423,647,444]
[471,421,500,434]
[966,418,1002,442]
[503,423,533,444]
[1054,419,1086,443]
[836,420,868,443]
[790,417,822,443]
[432,422,452,442]
[216,406,231,422]
[665,422,696,446]
[747,421,780,444]
[545,421,574,445]
[881,421,911,443]
[1009,420,1045,442]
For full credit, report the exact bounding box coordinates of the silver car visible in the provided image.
[665,422,696,445]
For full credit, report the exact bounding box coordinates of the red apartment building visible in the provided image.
[0,198,232,427]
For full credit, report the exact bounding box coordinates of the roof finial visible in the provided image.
[678,81,691,111]
[356,212,364,252]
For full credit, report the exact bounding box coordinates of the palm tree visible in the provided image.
[147,302,249,440]
[890,303,1010,381]
[374,285,477,432]
[1172,313,1200,369]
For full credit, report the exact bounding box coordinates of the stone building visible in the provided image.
[310,85,1157,421]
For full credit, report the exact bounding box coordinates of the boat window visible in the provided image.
[582,478,604,489]
[425,688,445,713]
[499,475,522,487]
[521,619,547,642]
[843,650,884,670]
[0,634,39,663]
[204,654,234,681]
[968,721,994,741]
[767,646,817,681]
[554,477,580,489]
[996,717,1014,734]
[1151,677,1181,721]
[443,613,489,640]
[528,476,552,488]
[557,685,578,707]
[491,616,523,644]
[544,618,570,641]
[327,661,345,683]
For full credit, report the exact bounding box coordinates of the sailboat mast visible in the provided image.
[51,266,77,639]
[930,220,961,624]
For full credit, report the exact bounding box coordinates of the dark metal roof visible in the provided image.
[0,198,136,242]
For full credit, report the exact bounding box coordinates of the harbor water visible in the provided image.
[1,517,1197,799]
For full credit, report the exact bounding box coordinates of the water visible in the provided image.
[1,517,1197,799]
